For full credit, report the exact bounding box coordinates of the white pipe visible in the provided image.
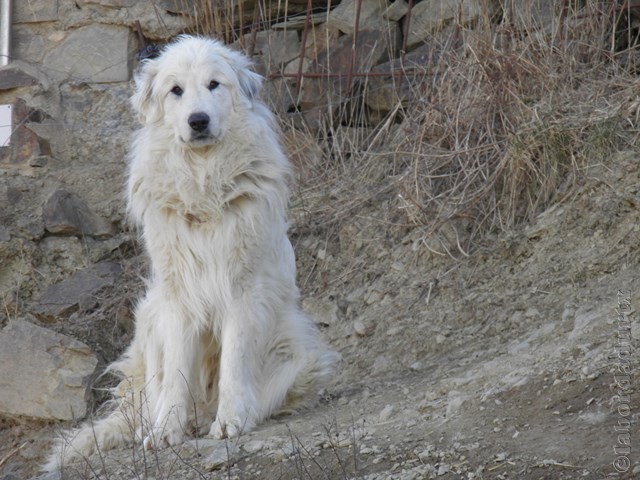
[0,0,12,66]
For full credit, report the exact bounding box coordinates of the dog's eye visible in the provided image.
[208,80,220,91]
[170,86,183,96]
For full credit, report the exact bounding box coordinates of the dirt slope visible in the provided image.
[2,149,639,479]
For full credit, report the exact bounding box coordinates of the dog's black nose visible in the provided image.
[188,112,210,133]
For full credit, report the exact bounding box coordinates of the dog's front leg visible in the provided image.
[143,297,197,450]
[210,302,260,439]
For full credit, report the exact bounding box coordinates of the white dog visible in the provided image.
[46,35,336,471]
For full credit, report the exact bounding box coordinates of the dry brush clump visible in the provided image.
[419,22,624,251]
[379,4,638,255]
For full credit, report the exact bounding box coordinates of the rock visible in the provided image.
[52,0,189,39]
[43,24,131,83]
[0,225,9,242]
[365,289,382,305]
[364,43,439,112]
[499,0,558,32]
[410,361,423,371]
[30,261,122,322]
[254,30,301,71]
[383,0,409,21]
[14,0,59,23]
[0,61,45,90]
[43,189,113,238]
[386,326,401,336]
[12,26,48,64]
[372,355,390,375]
[201,442,240,471]
[353,320,368,336]
[39,236,88,273]
[261,77,296,116]
[0,319,98,420]
[284,56,311,75]
[303,297,339,326]
[445,391,466,417]
[242,440,265,453]
[0,99,52,172]
[271,443,302,460]
[379,404,395,422]
[302,23,341,61]
[301,29,399,113]
[328,0,393,34]
[406,0,483,47]
[272,11,328,30]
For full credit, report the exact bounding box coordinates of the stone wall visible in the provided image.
[0,0,191,421]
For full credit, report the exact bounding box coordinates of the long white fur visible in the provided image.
[45,35,336,472]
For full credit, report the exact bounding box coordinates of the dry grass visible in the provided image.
[179,0,639,256]
[393,42,634,253]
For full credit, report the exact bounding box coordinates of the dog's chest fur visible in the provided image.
[128,144,281,319]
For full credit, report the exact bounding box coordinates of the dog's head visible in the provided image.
[131,36,263,147]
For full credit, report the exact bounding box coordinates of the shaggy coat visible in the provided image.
[46,36,336,471]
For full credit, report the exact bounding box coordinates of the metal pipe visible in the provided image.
[268,68,433,79]
[0,0,12,66]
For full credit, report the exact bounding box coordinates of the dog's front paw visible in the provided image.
[209,415,254,439]
[143,427,185,450]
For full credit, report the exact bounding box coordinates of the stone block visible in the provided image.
[31,261,122,322]
[0,99,52,172]
[13,26,48,64]
[14,0,59,23]
[0,61,42,90]
[499,0,558,32]
[302,23,340,61]
[383,0,409,21]
[43,189,113,238]
[0,319,98,420]
[364,43,438,111]
[254,30,301,72]
[407,0,483,47]
[43,24,131,83]
[301,28,399,110]
[328,0,393,34]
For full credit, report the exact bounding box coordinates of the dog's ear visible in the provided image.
[227,52,263,107]
[236,68,263,104]
[131,60,162,124]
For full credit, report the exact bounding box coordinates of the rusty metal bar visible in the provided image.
[269,69,432,79]
[237,0,244,45]
[453,2,461,49]
[295,0,314,99]
[134,20,146,48]
[345,0,363,95]
[400,0,413,58]
[246,1,260,57]
[398,0,415,93]
[554,0,569,48]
